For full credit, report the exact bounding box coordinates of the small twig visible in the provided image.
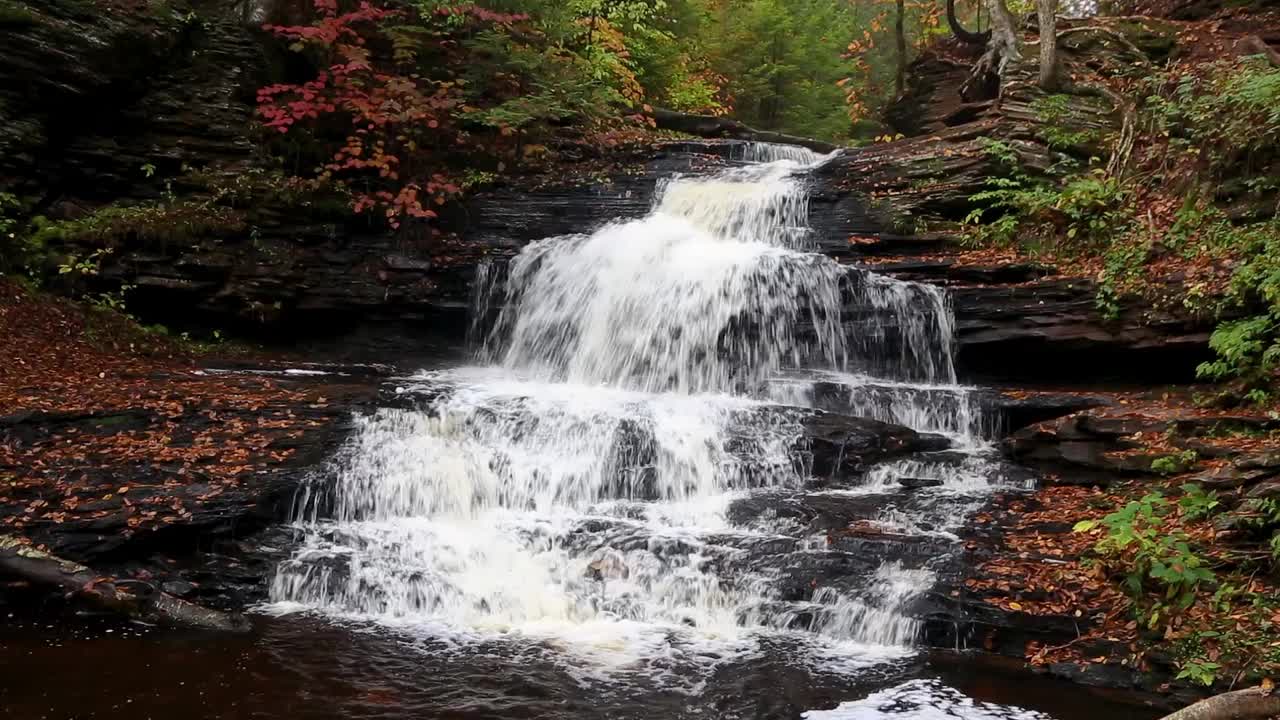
[1038,632,1092,655]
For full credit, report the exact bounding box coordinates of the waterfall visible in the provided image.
[734,142,830,165]
[270,142,1014,680]
[480,158,845,395]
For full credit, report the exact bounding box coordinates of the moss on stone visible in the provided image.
[0,0,36,27]
[34,200,247,249]
[1110,18,1180,60]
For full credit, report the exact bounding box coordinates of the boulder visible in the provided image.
[800,411,950,479]
[899,477,946,489]
[1236,451,1280,471]
[1187,465,1275,491]
[1245,479,1280,501]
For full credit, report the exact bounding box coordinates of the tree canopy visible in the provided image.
[257,0,953,222]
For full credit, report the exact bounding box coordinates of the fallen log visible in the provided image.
[0,535,251,632]
[648,108,841,154]
[1159,686,1280,720]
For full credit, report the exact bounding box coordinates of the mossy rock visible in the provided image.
[37,201,247,251]
[1109,18,1181,61]
[1059,18,1180,67]
[0,0,36,27]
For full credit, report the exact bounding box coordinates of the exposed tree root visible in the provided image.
[1159,686,1280,720]
[947,0,992,46]
[1056,25,1157,65]
[1046,73,1136,179]
[961,0,1023,100]
[1106,97,1138,180]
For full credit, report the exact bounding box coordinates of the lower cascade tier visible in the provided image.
[269,368,1028,679]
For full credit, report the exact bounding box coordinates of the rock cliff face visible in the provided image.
[0,4,1212,380]
[0,1,485,355]
[0,1,261,202]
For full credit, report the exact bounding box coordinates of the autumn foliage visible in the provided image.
[255,2,490,226]
[256,1,733,227]
[838,0,943,123]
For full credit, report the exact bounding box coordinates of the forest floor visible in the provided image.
[0,278,378,605]
[958,389,1280,691]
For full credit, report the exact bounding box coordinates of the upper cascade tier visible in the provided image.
[478,149,849,395]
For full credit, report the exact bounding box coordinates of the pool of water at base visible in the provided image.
[1,614,1162,720]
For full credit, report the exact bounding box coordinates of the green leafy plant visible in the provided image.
[1177,483,1219,520]
[89,283,135,314]
[1075,492,1216,629]
[1031,93,1104,150]
[1151,450,1199,476]
[0,0,35,27]
[1198,315,1279,386]
[1191,216,1280,398]
[57,248,111,278]
[34,201,244,251]
[1241,497,1280,534]
[460,169,500,192]
[1175,658,1222,687]
[0,192,43,275]
[1148,57,1280,180]
[965,157,1130,254]
[0,191,17,237]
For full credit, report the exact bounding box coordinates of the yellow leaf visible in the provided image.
[1009,602,1023,611]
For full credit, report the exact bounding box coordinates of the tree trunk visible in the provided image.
[1159,687,1280,720]
[0,535,251,632]
[895,0,907,96]
[987,0,1022,78]
[963,0,1022,99]
[767,34,784,129]
[648,108,840,153]
[1037,0,1059,89]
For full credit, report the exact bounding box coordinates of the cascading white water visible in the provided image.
[654,163,815,247]
[735,142,828,165]
[484,158,846,395]
[804,679,1056,720]
[270,141,1014,679]
[845,271,958,384]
